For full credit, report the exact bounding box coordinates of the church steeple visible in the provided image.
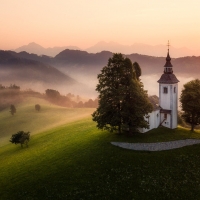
[157,41,179,84]
[157,41,179,130]
[164,41,173,74]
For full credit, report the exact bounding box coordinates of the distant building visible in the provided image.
[139,47,179,133]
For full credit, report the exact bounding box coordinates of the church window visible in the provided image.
[163,87,168,93]
[174,87,176,93]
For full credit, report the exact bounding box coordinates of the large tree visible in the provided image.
[180,79,200,131]
[92,53,152,134]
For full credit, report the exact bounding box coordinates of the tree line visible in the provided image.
[0,84,98,112]
[45,89,98,108]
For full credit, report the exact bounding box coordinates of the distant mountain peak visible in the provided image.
[15,43,81,57]
[86,41,200,57]
[27,42,43,47]
[14,41,200,58]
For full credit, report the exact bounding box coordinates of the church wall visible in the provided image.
[171,83,178,128]
[139,109,160,133]
[159,83,178,129]
[159,84,171,109]
[161,113,171,128]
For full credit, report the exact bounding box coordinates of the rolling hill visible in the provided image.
[0,50,78,93]
[1,110,200,199]
[2,49,200,97]
[8,48,200,78]
[0,96,95,147]
[53,49,200,79]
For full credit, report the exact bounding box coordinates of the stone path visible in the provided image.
[111,139,200,151]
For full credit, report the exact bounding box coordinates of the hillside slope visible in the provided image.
[8,49,200,78]
[0,97,94,147]
[1,119,200,199]
[0,50,81,94]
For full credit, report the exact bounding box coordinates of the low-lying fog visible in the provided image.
[1,68,196,105]
[67,72,195,105]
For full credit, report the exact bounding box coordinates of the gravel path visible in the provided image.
[111,139,200,151]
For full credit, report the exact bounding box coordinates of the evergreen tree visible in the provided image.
[180,79,200,131]
[92,53,153,134]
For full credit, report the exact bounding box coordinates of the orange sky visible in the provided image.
[1,0,200,50]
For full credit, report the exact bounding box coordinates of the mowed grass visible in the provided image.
[1,115,200,200]
[0,97,95,147]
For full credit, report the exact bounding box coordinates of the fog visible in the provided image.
[0,66,197,104]
[0,68,98,98]
[63,72,196,108]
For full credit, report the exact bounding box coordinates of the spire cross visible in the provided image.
[167,40,170,52]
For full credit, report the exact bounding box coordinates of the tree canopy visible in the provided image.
[92,53,153,134]
[180,79,200,131]
[45,89,60,99]
[10,131,30,147]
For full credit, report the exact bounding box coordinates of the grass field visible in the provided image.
[0,97,94,147]
[1,104,200,200]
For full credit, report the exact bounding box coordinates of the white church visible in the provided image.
[139,48,179,133]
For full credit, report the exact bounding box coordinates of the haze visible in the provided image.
[1,0,200,51]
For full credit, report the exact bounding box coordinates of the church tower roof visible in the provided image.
[164,50,173,70]
[157,41,179,84]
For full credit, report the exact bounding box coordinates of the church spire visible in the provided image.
[157,41,179,84]
[164,40,173,74]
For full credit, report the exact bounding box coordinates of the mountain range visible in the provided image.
[0,50,78,94]
[1,48,200,97]
[17,49,199,77]
[14,41,200,57]
[15,42,80,57]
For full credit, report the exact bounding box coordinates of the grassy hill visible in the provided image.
[0,97,94,147]
[1,105,200,199]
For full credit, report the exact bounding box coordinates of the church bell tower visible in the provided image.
[157,41,179,129]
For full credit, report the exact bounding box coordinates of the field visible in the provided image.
[0,97,94,147]
[1,98,200,199]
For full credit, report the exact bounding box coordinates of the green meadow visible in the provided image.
[1,98,200,199]
[0,97,94,147]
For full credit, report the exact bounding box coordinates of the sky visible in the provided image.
[1,0,200,50]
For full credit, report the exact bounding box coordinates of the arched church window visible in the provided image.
[174,87,176,93]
